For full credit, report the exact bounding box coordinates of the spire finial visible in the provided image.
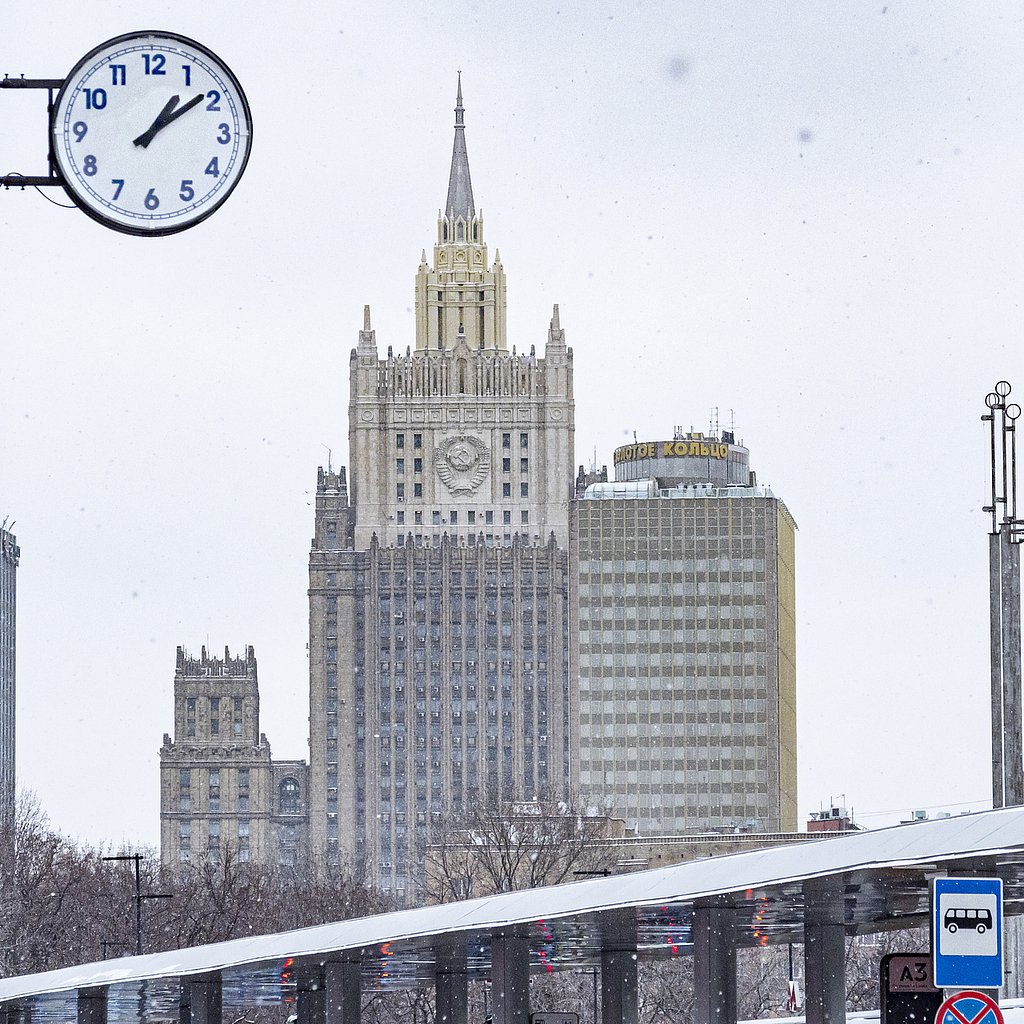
[445,73,475,221]
[551,304,561,330]
[363,305,372,331]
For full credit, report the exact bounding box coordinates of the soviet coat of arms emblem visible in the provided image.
[435,435,490,495]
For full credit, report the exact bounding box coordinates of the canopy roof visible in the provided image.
[4,807,1024,1003]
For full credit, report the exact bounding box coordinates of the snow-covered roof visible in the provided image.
[3,806,1024,1002]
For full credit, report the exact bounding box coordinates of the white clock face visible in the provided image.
[51,31,252,236]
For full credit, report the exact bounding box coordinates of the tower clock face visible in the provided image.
[51,31,253,236]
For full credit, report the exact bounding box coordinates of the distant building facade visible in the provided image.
[0,526,18,837]
[308,82,576,898]
[159,646,309,869]
[573,428,797,835]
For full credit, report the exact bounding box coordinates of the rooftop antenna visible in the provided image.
[322,444,333,474]
[730,409,736,434]
[710,406,719,438]
[633,430,637,443]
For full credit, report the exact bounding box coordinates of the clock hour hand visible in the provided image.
[133,93,205,148]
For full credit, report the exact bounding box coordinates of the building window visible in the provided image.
[179,768,191,787]
[521,482,529,498]
[503,511,512,525]
[502,457,510,473]
[209,769,220,811]
[238,768,249,790]
[450,511,458,525]
[397,483,405,500]
[396,458,405,474]
[414,458,423,473]
[210,697,219,736]
[432,511,441,525]
[414,433,422,449]
[468,511,476,524]
[521,458,528,472]
[414,483,423,498]
[280,777,301,814]
[502,432,511,449]
[185,698,196,738]
[396,433,405,449]
[520,432,528,449]
[485,511,493,525]
[415,511,423,525]
[521,511,529,524]
[397,511,405,525]
[502,483,511,497]
[239,795,249,811]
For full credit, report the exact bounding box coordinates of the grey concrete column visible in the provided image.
[692,898,737,1024]
[182,974,222,1024]
[1000,533,1023,807]
[77,988,107,1024]
[436,940,469,1024]
[803,879,846,1024]
[491,928,530,1024]
[600,910,638,1024]
[297,966,327,1024]
[325,957,362,1024]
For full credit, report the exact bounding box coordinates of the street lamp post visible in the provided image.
[102,853,173,955]
[982,381,1024,808]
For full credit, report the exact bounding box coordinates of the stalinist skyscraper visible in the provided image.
[308,80,576,898]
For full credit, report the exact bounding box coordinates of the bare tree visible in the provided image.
[425,795,608,903]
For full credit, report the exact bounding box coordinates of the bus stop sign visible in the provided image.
[934,990,1003,1024]
[932,878,1003,989]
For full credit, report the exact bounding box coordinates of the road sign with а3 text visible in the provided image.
[934,990,1004,1024]
[931,878,1003,989]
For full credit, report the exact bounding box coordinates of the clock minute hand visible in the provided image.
[133,93,203,149]
[133,95,181,148]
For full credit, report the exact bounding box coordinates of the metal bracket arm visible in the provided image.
[1,75,67,188]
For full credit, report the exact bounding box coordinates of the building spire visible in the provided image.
[445,73,475,221]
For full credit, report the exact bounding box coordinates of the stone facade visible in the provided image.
[159,646,309,869]
[573,430,798,835]
[0,526,18,838]
[308,83,576,899]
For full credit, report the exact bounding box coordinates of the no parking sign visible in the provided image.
[934,990,1003,1024]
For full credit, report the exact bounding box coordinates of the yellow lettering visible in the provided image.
[688,442,700,455]
[663,442,674,457]
[700,443,709,456]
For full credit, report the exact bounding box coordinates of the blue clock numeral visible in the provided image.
[111,179,124,201]
[72,121,88,142]
[182,64,192,86]
[206,90,221,111]
[145,188,160,210]
[142,53,166,76]
[217,123,231,144]
[205,157,220,177]
[82,155,97,177]
[179,180,195,202]
[83,88,107,110]
[110,64,126,86]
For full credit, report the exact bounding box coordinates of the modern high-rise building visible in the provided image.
[573,428,797,835]
[159,645,309,869]
[308,80,576,897]
[0,525,18,837]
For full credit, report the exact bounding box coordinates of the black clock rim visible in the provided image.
[50,29,253,238]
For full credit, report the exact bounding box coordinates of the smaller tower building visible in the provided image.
[160,646,309,869]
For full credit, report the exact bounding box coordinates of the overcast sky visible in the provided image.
[2,1,1022,850]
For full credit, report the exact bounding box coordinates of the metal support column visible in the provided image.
[600,909,638,1024]
[803,880,846,1024]
[297,966,327,1024]
[77,988,107,1024]
[435,940,469,1024]
[992,532,1006,808]
[692,898,737,1024]
[181,974,221,1024]
[325,957,362,1024]
[491,928,530,1024]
